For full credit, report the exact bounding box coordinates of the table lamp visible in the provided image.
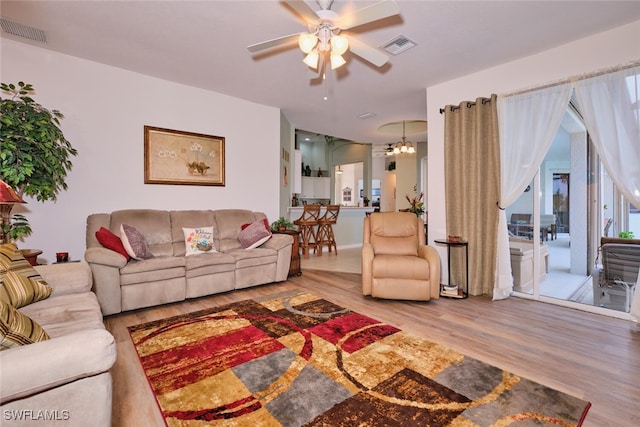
[0,179,26,244]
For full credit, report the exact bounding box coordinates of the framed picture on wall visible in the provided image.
[144,126,225,186]
[343,187,352,202]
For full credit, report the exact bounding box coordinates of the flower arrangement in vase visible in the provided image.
[405,191,425,217]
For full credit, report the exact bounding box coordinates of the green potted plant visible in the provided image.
[0,81,77,242]
[618,231,635,239]
[271,216,295,232]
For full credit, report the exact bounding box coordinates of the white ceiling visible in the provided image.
[2,0,640,145]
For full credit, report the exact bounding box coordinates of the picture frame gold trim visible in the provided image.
[144,126,225,186]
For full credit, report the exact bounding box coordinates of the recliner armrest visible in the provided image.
[361,243,374,296]
[418,245,441,298]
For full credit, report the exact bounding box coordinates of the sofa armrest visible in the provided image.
[262,233,293,251]
[262,234,293,282]
[0,329,116,404]
[84,247,128,268]
[84,247,126,315]
[33,262,93,296]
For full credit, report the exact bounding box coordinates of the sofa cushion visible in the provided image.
[170,210,217,256]
[0,243,52,308]
[0,299,49,350]
[111,209,174,257]
[96,226,131,260]
[183,226,216,256]
[214,209,266,251]
[20,292,106,339]
[184,252,236,278]
[121,224,154,260]
[119,257,186,286]
[227,248,278,268]
[238,219,272,249]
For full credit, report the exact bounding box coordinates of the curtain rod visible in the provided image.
[439,97,492,114]
[501,60,640,98]
[438,60,640,113]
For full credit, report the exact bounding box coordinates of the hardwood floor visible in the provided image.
[104,269,640,427]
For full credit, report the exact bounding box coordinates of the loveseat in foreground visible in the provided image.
[85,209,293,315]
[0,255,116,427]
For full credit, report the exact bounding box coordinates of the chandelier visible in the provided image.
[387,121,415,155]
[298,23,349,70]
[379,120,427,156]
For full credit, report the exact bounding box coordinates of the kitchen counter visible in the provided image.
[287,206,374,249]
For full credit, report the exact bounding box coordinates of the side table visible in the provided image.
[434,239,468,299]
[273,229,301,277]
[20,249,43,266]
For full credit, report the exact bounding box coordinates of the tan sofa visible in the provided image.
[0,262,116,427]
[84,209,293,315]
[362,212,440,301]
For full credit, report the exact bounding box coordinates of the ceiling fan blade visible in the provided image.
[337,0,400,30]
[247,33,301,53]
[282,0,320,25]
[347,36,390,67]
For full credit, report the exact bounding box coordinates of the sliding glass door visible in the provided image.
[508,106,593,307]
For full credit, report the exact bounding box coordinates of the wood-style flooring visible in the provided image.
[104,269,640,427]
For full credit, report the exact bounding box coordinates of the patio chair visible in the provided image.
[592,242,640,312]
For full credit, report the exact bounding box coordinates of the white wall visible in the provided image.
[2,39,282,263]
[426,20,640,268]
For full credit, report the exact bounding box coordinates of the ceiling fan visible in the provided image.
[247,0,400,72]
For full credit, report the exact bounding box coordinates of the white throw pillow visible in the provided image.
[183,227,216,256]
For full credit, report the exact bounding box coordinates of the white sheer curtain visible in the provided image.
[574,65,640,319]
[494,84,574,300]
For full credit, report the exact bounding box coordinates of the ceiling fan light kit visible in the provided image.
[248,0,400,73]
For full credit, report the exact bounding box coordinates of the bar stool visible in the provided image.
[316,205,340,256]
[293,204,321,257]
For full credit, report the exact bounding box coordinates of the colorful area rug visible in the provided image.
[128,290,591,426]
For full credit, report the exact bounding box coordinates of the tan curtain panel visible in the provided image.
[444,95,500,296]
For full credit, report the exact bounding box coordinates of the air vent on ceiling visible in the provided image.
[381,35,416,55]
[0,18,47,43]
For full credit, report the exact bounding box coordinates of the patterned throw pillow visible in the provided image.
[238,220,272,249]
[0,298,49,350]
[0,243,53,308]
[183,227,216,256]
[120,224,154,260]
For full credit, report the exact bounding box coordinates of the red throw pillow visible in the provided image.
[95,227,131,260]
[241,218,270,231]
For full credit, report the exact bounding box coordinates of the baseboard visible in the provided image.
[336,243,362,250]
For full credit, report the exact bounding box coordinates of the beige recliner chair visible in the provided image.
[362,212,441,301]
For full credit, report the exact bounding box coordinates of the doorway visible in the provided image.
[553,173,570,233]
